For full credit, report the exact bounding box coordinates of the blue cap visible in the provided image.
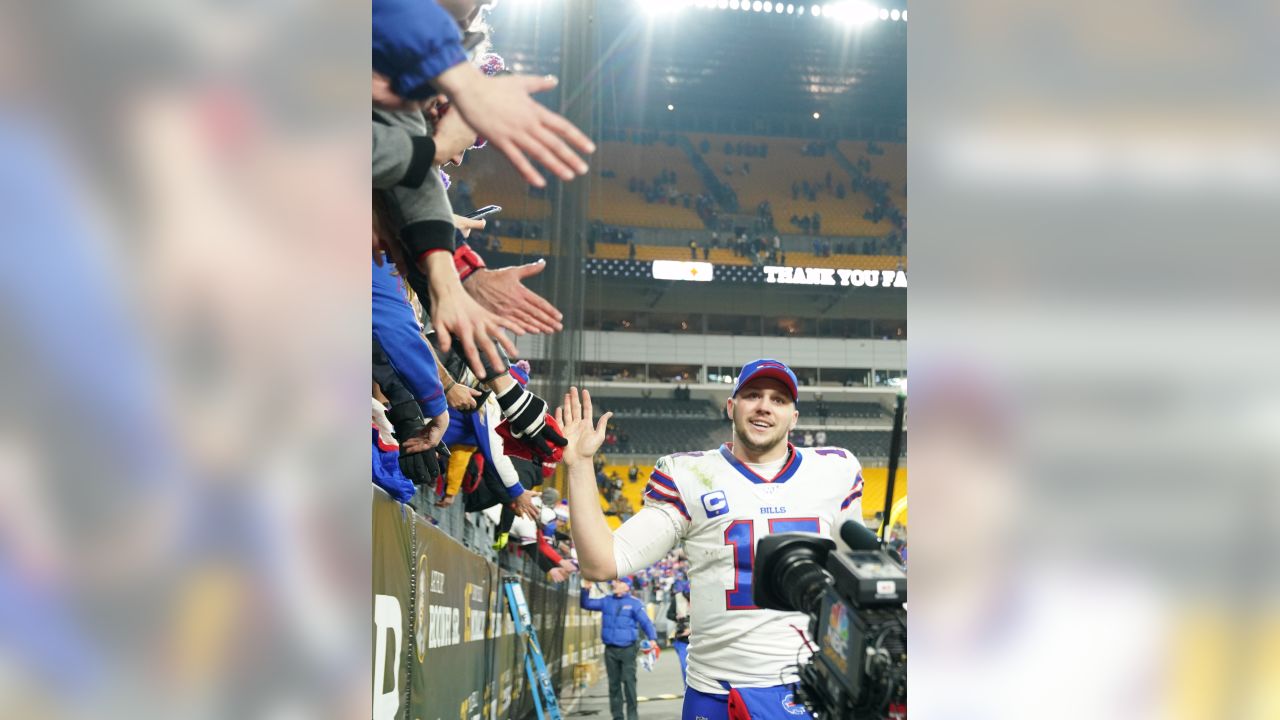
[733,359,799,403]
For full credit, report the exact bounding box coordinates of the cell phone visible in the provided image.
[465,204,502,221]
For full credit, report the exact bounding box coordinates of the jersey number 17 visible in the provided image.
[724,517,820,610]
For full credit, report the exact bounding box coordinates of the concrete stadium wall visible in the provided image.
[515,331,907,372]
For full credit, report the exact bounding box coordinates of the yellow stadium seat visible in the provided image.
[449,134,905,238]
[698,134,893,237]
[588,142,706,230]
[837,141,907,215]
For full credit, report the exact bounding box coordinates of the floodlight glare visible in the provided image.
[730,0,739,8]
[828,0,878,25]
[786,3,795,12]
[879,7,889,19]
[813,112,821,119]
[641,0,686,14]
[901,9,907,20]
[667,104,675,111]
[811,4,822,16]
[719,0,730,6]
[890,8,900,20]
[763,1,773,11]
[752,0,763,10]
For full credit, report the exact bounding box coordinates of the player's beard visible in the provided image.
[731,407,789,456]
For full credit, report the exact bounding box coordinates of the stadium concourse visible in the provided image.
[373,0,905,718]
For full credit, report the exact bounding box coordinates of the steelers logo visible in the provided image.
[415,553,429,663]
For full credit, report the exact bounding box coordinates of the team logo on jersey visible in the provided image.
[781,692,807,715]
[700,490,729,518]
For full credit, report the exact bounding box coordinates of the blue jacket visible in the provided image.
[371,259,446,418]
[580,590,656,648]
[373,0,468,100]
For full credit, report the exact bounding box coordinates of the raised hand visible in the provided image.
[555,387,611,467]
[434,64,595,188]
[428,280,522,380]
[464,260,564,334]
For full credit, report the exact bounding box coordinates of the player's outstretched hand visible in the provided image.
[435,64,595,188]
[429,281,523,380]
[511,489,539,522]
[464,260,564,335]
[555,387,611,468]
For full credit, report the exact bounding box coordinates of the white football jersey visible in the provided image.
[642,442,865,694]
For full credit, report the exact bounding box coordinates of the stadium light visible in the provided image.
[752,1,763,10]
[667,103,675,111]
[641,0,686,14]
[786,3,794,12]
[719,0,729,6]
[902,9,907,20]
[890,8,900,20]
[763,1,772,11]
[878,7,889,19]
[813,111,821,119]
[810,4,821,16]
[836,0,881,25]
[729,0,739,8]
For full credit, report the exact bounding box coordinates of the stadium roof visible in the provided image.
[484,1,906,139]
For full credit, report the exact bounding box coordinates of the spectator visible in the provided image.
[372,0,595,188]
[580,578,658,720]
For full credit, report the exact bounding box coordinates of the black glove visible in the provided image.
[386,401,441,486]
[495,382,567,450]
[398,444,440,487]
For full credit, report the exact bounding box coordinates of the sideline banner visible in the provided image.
[409,511,497,720]
[373,491,414,720]
[374,488,598,720]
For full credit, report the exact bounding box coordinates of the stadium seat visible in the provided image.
[588,142,706,230]
[813,401,888,420]
[697,134,890,237]
[837,141,907,214]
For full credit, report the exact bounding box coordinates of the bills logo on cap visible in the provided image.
[733,358,799,403]
[701,490,729,518]
[782,693,807,715]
